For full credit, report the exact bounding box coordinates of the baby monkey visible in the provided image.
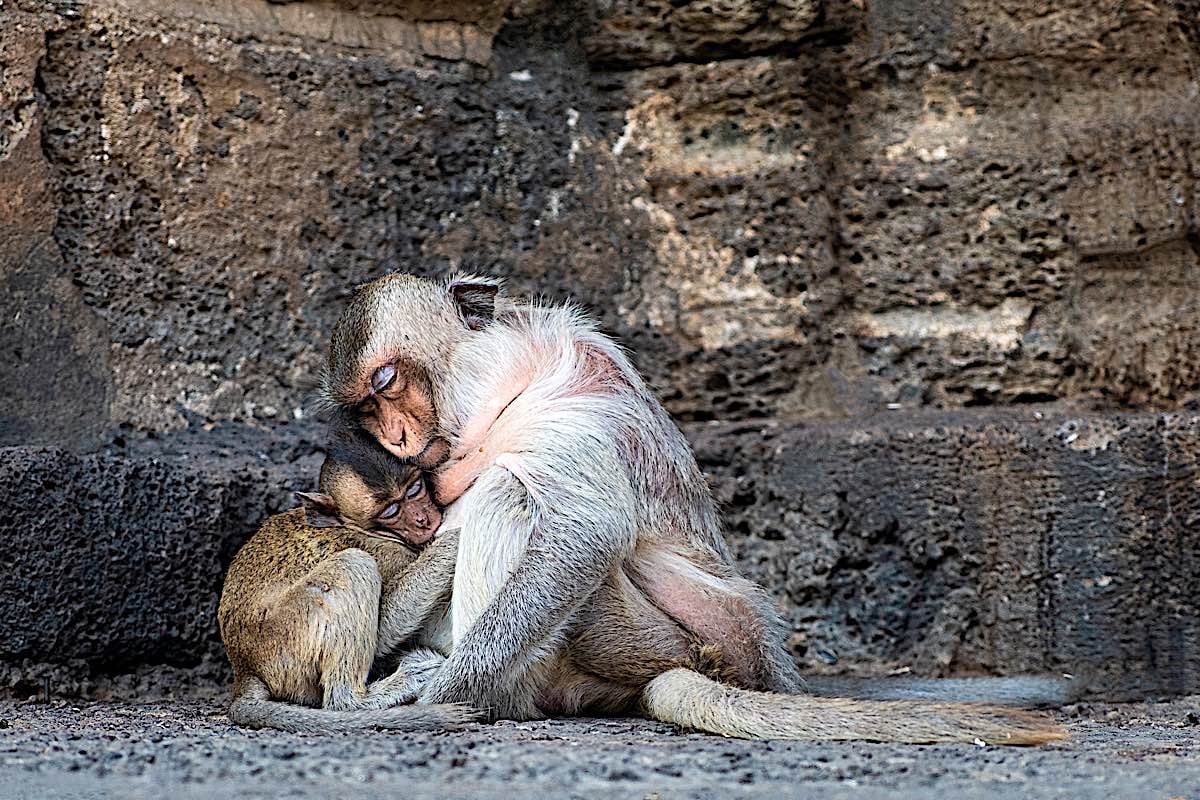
[218,427,467,733]
[297,425,449,545]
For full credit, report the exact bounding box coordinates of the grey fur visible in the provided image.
[324,274,1063,744]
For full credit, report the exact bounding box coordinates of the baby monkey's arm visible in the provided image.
[377,527,459,654]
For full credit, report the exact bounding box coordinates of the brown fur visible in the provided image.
[299,426,444,546]
[218,508,473,733]
[318,273,1065,745]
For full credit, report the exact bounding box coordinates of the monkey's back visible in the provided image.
[217,508,415,690]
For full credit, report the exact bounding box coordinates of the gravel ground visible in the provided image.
[1,696,1199,799]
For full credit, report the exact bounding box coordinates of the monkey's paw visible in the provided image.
[418,672,544,722]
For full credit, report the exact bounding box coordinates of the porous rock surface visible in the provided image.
[3,0,1200,697]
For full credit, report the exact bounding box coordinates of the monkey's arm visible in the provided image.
[419,438,638,718]
[376,528,460,654]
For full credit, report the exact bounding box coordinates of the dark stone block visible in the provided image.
[0,426,321,695]
[694,408,1200,699]
[4,409,1199,700]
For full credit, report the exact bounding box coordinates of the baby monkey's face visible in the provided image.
[298,427,444,546]
[333,460,442,544]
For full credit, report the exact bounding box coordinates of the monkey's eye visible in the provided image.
[405,478,424,499]
[378,502,401,520]
[372,364,396,393]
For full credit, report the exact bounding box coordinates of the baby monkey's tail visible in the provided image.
[228,676,481,734]
[641,668,1066,745]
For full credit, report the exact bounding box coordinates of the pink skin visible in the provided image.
[433,370,533,505]
[629,549,768,688]
[434,342,620,504]
[451,376,530,460]
[434,339,766,686]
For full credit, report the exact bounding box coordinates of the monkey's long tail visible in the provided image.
[228,677,481,734]
[797,674,1077,707]
[641,668,1066,745]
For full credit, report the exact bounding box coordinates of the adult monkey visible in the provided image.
[319,273,1063,744]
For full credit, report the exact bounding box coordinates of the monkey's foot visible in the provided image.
[418,673,546,722]
[363,649,447,709]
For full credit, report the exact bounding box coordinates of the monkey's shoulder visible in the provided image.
[225,509,348,586]
[225,508,413,587]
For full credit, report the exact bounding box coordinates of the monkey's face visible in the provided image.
[354,361,440,463]
[323,273,500,460]
[353,465,443,546]
[299,464,443,546]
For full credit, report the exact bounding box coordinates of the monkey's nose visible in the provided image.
[380,420,406,449]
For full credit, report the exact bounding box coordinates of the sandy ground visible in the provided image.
[1,696,1199,799]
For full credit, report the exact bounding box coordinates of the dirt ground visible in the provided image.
[1,696,1199,799]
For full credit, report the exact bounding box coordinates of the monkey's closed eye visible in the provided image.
[379,502,401,520]
[405,478,424,499]
[372,364,396,393]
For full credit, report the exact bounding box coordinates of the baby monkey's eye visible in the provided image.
[378,502,401,520]
[405,478,424,499]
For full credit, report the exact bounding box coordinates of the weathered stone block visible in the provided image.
[697,408,1200,698]
[0,430,319,695]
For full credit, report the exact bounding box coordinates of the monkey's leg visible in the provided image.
[283,548,389,711]
[420,440,638,719]
[628,548,803,694]
[569,568,700,687]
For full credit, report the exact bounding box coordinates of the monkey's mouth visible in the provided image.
[414,437,450,468]
[367,527,433,550]
[407,525,436,545]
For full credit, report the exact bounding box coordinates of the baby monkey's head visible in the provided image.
[297,425,443,546]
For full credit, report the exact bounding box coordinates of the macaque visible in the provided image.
[318,273,1063,745]
[297,424,448,546]
[217,427,468,733]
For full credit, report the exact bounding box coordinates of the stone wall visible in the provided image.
[3,0,1200,697]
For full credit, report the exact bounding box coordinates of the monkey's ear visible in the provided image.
[449,279,498,331]
[296,491,342,529]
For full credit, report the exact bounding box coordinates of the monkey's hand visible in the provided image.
[417,660,545,722]
[364,648,448,708]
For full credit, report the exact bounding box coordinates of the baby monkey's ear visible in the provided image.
[296,491,343,529]
[448,277,499,331]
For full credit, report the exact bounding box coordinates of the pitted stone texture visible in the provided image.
[584,0,823,68]
[5,410,1200,699]
[5,0,1200,698]
[0,10,114,449]
[696,408,1200,699]
[5,0,1200,448]
[0,425,321,696]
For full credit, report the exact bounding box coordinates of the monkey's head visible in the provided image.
[297,425,446,546]
[320,272,500,460]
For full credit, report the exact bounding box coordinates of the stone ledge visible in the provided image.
[4,408,1199,699]
[694,407,1200,699]
[99,0,507,64]
[0,430,320,696]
